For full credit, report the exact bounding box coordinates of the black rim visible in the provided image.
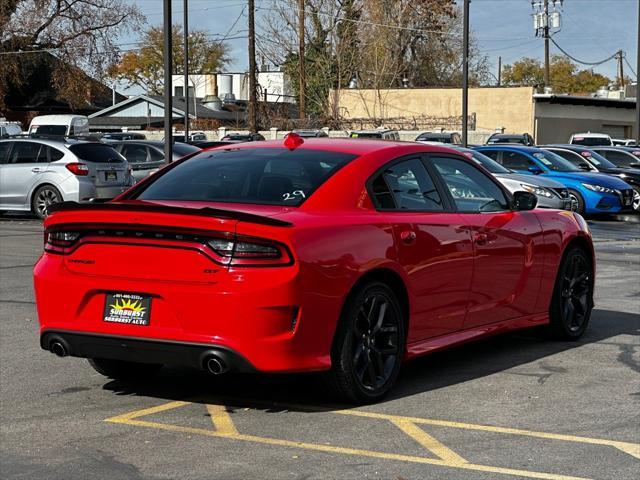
[560,254,591,333]
[351,293,400,391]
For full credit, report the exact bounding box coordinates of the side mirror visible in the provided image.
[578,163,592,171]
[512,191,538,211]
[528,165,543,174]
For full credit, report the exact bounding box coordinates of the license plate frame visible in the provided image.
[103,292,151,326]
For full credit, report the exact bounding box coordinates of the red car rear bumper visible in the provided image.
[34,253,335,373]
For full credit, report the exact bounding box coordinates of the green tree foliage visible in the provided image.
[502,55,611,94]
[111,24,229,95]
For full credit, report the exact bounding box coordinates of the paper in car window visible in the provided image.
[533,152,552,165]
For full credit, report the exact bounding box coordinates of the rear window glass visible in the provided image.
[68,144,125,163]
[31,125,67,135]
[571,136,611,146]
[135,148,357,206]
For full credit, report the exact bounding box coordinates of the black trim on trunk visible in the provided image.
[47,201,293,227]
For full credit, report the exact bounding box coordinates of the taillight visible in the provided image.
[207,237,291,266]
[44,230,81,254]
[65,163,89,176]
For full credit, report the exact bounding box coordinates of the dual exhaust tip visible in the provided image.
[49,339,229,375]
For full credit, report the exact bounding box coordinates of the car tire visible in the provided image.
[88,358,162,380]
[31,185,62,219]
[632,186,640,213]
[325,281,406,404]
[547,247,593,340]
[567,189,585,215]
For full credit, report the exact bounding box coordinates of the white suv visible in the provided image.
[569,132,613,146]
[0,138,134,218]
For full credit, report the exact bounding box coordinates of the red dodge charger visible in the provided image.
[34,135,594,403]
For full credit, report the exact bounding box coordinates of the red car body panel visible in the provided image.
[34,139,594,373]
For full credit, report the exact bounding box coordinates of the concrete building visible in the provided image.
[332,86,638,143]
[172,71,295,104]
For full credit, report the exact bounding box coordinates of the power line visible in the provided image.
[550,37,619,66]
[623,56,637,79]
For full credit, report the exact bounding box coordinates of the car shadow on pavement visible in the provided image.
[102,308,639,411]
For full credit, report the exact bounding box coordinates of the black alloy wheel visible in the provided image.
[326,282,405,403]
[549,247,593,340]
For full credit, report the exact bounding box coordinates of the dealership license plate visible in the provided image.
[105,171,117,181]
[624,197,632,206]
[103,293,151,326]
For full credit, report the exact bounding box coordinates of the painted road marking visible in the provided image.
[106,400,640,480]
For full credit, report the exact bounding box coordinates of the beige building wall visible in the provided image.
[332,86,536,134]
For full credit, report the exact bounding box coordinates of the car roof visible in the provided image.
[571,132,611,138]
[476,145,543,154]
[193,137,464,157]
[351,129,397,134]
[0,137,92,147]
[541,144,592,151]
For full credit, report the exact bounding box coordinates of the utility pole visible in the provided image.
[298,0,306,119]
[183,0,189,142]
[532,0,563,92]
[543,0,550,89]
[247,0,257,133]
[636,0,639,145]
[163,0,173,162]
[497,56,502,86]
[462,0,469,147]
[616,50,625,89]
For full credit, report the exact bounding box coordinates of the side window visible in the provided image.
[8,142,42,164]
[370,158,443,211]
[149,147,164,162]
[0,142,11,163]
[500,151,535,170]
[552,150,590,169]
[481,150,500,161]
[48,147,65,162]
[432,156,509,213]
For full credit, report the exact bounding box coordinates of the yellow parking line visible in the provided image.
[106,408,589,480]
[106,400,190,422]
[207,404,239,436]
[333,409,640,460]
[391,418,467,465]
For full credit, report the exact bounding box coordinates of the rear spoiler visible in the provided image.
[47,201,293,227]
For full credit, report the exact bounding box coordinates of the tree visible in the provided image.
[111,25,229,95]
[0,0,144,110]
[260,0,489,119]
[502,55,611,94]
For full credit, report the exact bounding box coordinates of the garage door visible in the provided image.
[601,125,630,138]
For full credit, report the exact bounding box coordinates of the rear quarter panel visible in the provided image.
[533,209,594,313]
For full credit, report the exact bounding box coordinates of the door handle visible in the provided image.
[473,232,489,245]
[400,230,417,245]
[31,168,43,173]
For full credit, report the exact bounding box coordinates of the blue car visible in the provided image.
[475,145,635,215]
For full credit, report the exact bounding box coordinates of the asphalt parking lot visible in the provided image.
[1,214,638,480]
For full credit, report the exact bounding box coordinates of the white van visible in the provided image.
[28,115,90,137]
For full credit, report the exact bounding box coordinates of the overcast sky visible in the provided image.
[123,0,638,91]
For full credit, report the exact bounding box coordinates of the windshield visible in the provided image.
[532,151,579,172]
[579,150,617,169]
[467,150,511,174]
[350,132,383,139]
[571,136,611,146]
[31,125,67,135]
[135,148,357,206]
[68,144,125,163]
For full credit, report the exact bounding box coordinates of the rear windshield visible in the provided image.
[488,136,524,144]
[68,144,125,163]
[135,148,357,206]
[416,133,451,142]
[350,132,382,139]
[31,125,67,135]
[571,136,611,146]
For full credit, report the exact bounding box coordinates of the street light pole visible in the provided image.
[183,0,189,142]
[247,0,257,133]
[163,0,173,162]
[636,0,639,144]
[462,0,470,147]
